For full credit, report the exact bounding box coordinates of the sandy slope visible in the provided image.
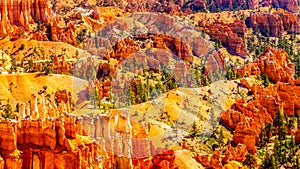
[0,39,90,61]
[174,150,204,169]
[0,73,88,104]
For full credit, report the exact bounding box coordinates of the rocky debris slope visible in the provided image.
[220,47,300,154]
[246,9,300,37]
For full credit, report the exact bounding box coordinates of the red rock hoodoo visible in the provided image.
[246,9,300,37]
[221,47,300,154]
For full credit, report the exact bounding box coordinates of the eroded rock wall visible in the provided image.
[0,0,51,36]
[221,47,300,154]
[246,9,300,37]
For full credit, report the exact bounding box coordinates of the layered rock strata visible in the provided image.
[246,9,300,36]
[200,20,248,57]
[0,89,177,169]
[98,0,299,13]
[0,90,102,169]
[221,47,300,154]
[0,0,51,36]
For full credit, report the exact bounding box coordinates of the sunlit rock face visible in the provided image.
[0,0,51,36]
[237,47,295,82]
[0,0,79,46]
[221,48,300,154]
[97,0,299,13]
[0,89,178,169]
[246,9,300,37]
[0,91,104,169]
[200,19,248,57]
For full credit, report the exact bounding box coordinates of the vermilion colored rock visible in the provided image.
[221,47,300,154]
[99,0,299,13]
[237,46,295,82]
[194,149,222,169]
[246,9,300,37]
[222,144,248,164]
[272,0,299,13]
[0,0,51,36]
[196,144,248,167]
[201,20,248,57]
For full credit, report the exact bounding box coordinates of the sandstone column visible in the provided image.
[31,94,39,119]
[19,103,26,120]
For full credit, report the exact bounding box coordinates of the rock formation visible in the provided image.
[223,78,300,152]
[0,88,178,169]
[200,20,248,57]
[0,90,103,169]
[237,46,295,82]
[32,55,74,75]
[195,144,248,168]
[194,149,222,169]
[221,47,300,154]
[0,0,51,36]
[98,0,299,13]
[0,0,81,47]
[246,9,300,37]
[272,0,299,13]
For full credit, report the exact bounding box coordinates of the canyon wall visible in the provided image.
[0,89,177,169]
[0,90,104,169]
[0,0,51,36]
[200,20,248,57]
[237,46,295,82]
[246,9,300,37]
[98,0,299,13]
[221,47,300,154]
[0,0,78,46]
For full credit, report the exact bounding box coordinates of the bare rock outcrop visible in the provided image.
[195,143,248,167]
[0,0,51,36]
[200,20,248,57]
[194,149,222,169]
[98,0,299,13]
[237,46,295,82]
[0,91,103,169]
[221,47,300,154]
[272,0,299,13]
[246,9,300,37]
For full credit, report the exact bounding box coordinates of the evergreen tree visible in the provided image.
[1,99,13,119]
[243,153,256,169]
[262,73,271,87]
[128,85,135,105]
[190,121,199,138]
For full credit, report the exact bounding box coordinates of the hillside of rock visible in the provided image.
[0,0,51,36]
[236,46,295,82]
[220,47,300,155]
[98,0,299,13]
[246,9,300,36]
[0,90,103,169]
[200,20,248,57]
